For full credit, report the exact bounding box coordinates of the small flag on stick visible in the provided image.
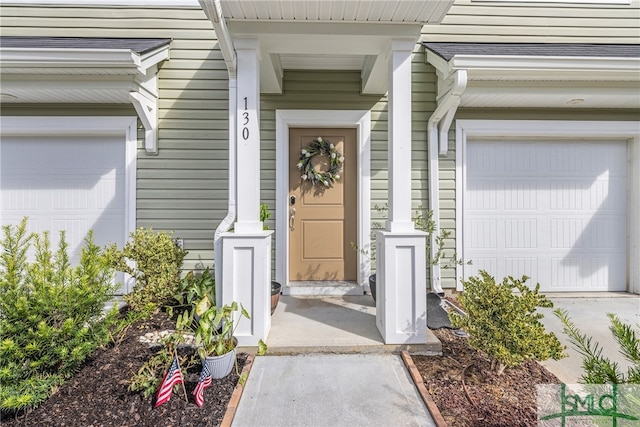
[154,355,184,408]
[193,363,212,407]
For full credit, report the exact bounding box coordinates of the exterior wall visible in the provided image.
[0,4,228,271]
[418,0,640,290]
[422,0,640,43]
[261,52,437,287]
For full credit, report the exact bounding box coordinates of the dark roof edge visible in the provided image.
[423,42,640,61]
[0,36,172,55]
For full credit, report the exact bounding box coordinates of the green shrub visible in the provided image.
[105,228,187,311]
[170,266,215,313]
[0,218,119,414]
[450,270,565,375]
[556,310,640,384]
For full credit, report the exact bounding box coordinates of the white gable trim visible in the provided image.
[455,119,640,294]
[0,45,169,154]
[275,109,371,288]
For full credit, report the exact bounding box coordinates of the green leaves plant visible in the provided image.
[556,309,639,384]
[451,270,566,375]
[0,218,119,415]
[105,228,188,312]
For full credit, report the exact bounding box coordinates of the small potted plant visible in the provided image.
[177,297,249,379]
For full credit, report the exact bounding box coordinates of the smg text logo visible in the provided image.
[538,384,639,426]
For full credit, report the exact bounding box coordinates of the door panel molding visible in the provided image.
[275,110,371,288]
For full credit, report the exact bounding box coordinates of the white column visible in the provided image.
[386,39,415,233]
[218,38,273,346]
[376,38,428,344]
[234,38,262,234]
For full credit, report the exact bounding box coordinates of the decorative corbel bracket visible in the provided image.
[129,91,158,155]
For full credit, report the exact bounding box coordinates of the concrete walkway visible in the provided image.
[230,292,638,427]
[232,353,436,427]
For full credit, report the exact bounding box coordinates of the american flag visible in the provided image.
[154,355,184,408]
[192,363,212,407]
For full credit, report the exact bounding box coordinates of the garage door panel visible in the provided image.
[465,140,627,292]
[1,136,126,266]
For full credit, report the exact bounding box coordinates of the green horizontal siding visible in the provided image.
[2,4,228,271]
[422,0,640,43]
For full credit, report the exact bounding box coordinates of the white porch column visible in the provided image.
[386,39,415,233]
[234,38,262,234]
[219,37,272,346]
[376,39,427,344]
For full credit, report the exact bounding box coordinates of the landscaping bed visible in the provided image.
[2,309,561,427]
[412,328,561,427]
[2,311,248,427]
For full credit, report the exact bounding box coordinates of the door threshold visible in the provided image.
[284,281,363,296]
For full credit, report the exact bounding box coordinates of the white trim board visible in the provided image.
[455,119,640,294]
[275,110,371,289]
[1,0,200,6]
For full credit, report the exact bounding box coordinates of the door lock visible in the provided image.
[290,195,296,205]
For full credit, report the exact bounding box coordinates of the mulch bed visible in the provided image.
[3,307,561,427]
[2,311,247,427]
[412,328,562,427]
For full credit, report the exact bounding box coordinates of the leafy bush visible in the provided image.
[171,267,215,312]
[106,228,187,311]
[0,218,119,414]
[450,270,565,375]
[556,310,640,384]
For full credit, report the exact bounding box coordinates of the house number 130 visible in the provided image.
[242,97,250,141]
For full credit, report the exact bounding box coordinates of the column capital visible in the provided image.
[387,38,417,54]
[234,37,260,51]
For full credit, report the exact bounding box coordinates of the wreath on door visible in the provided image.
[296,137,344,187]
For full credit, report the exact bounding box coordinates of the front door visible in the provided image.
[289,128,357,281]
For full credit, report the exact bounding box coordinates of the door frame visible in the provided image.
[275,110,371,288]
[455,119,640,294]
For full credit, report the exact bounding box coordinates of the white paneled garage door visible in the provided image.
[1,135,126,266]
[464,140,627,292]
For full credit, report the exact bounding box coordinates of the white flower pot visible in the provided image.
[204,348,236,379]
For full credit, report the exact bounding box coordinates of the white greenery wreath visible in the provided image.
[296,137,344,187]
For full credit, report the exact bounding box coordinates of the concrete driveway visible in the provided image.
[538,293,640,384]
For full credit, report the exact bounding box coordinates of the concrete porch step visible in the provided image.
[284,280,365,296]
[261,295,442,356]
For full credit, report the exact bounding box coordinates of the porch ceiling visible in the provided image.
[424,42,640,110]
[220,0,452,23]
[205,0,455,94]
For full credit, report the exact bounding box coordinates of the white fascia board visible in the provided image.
[429,53,640,81]
[1,45,170,75]
[1,0,199,6]
[0,48,141,70]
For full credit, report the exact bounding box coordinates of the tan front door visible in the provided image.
[289,128,357,281]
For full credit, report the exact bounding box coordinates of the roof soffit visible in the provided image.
[220,0,453,23]
[228,21,423,94]
[214,0,455,94]
[425,49,640,109]
[0,38,171,153]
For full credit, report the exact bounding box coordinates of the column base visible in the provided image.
[219,230,273,346]
[375,230,427,344]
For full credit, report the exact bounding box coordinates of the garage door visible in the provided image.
[1,135,126,273]
[464,140,627,292]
